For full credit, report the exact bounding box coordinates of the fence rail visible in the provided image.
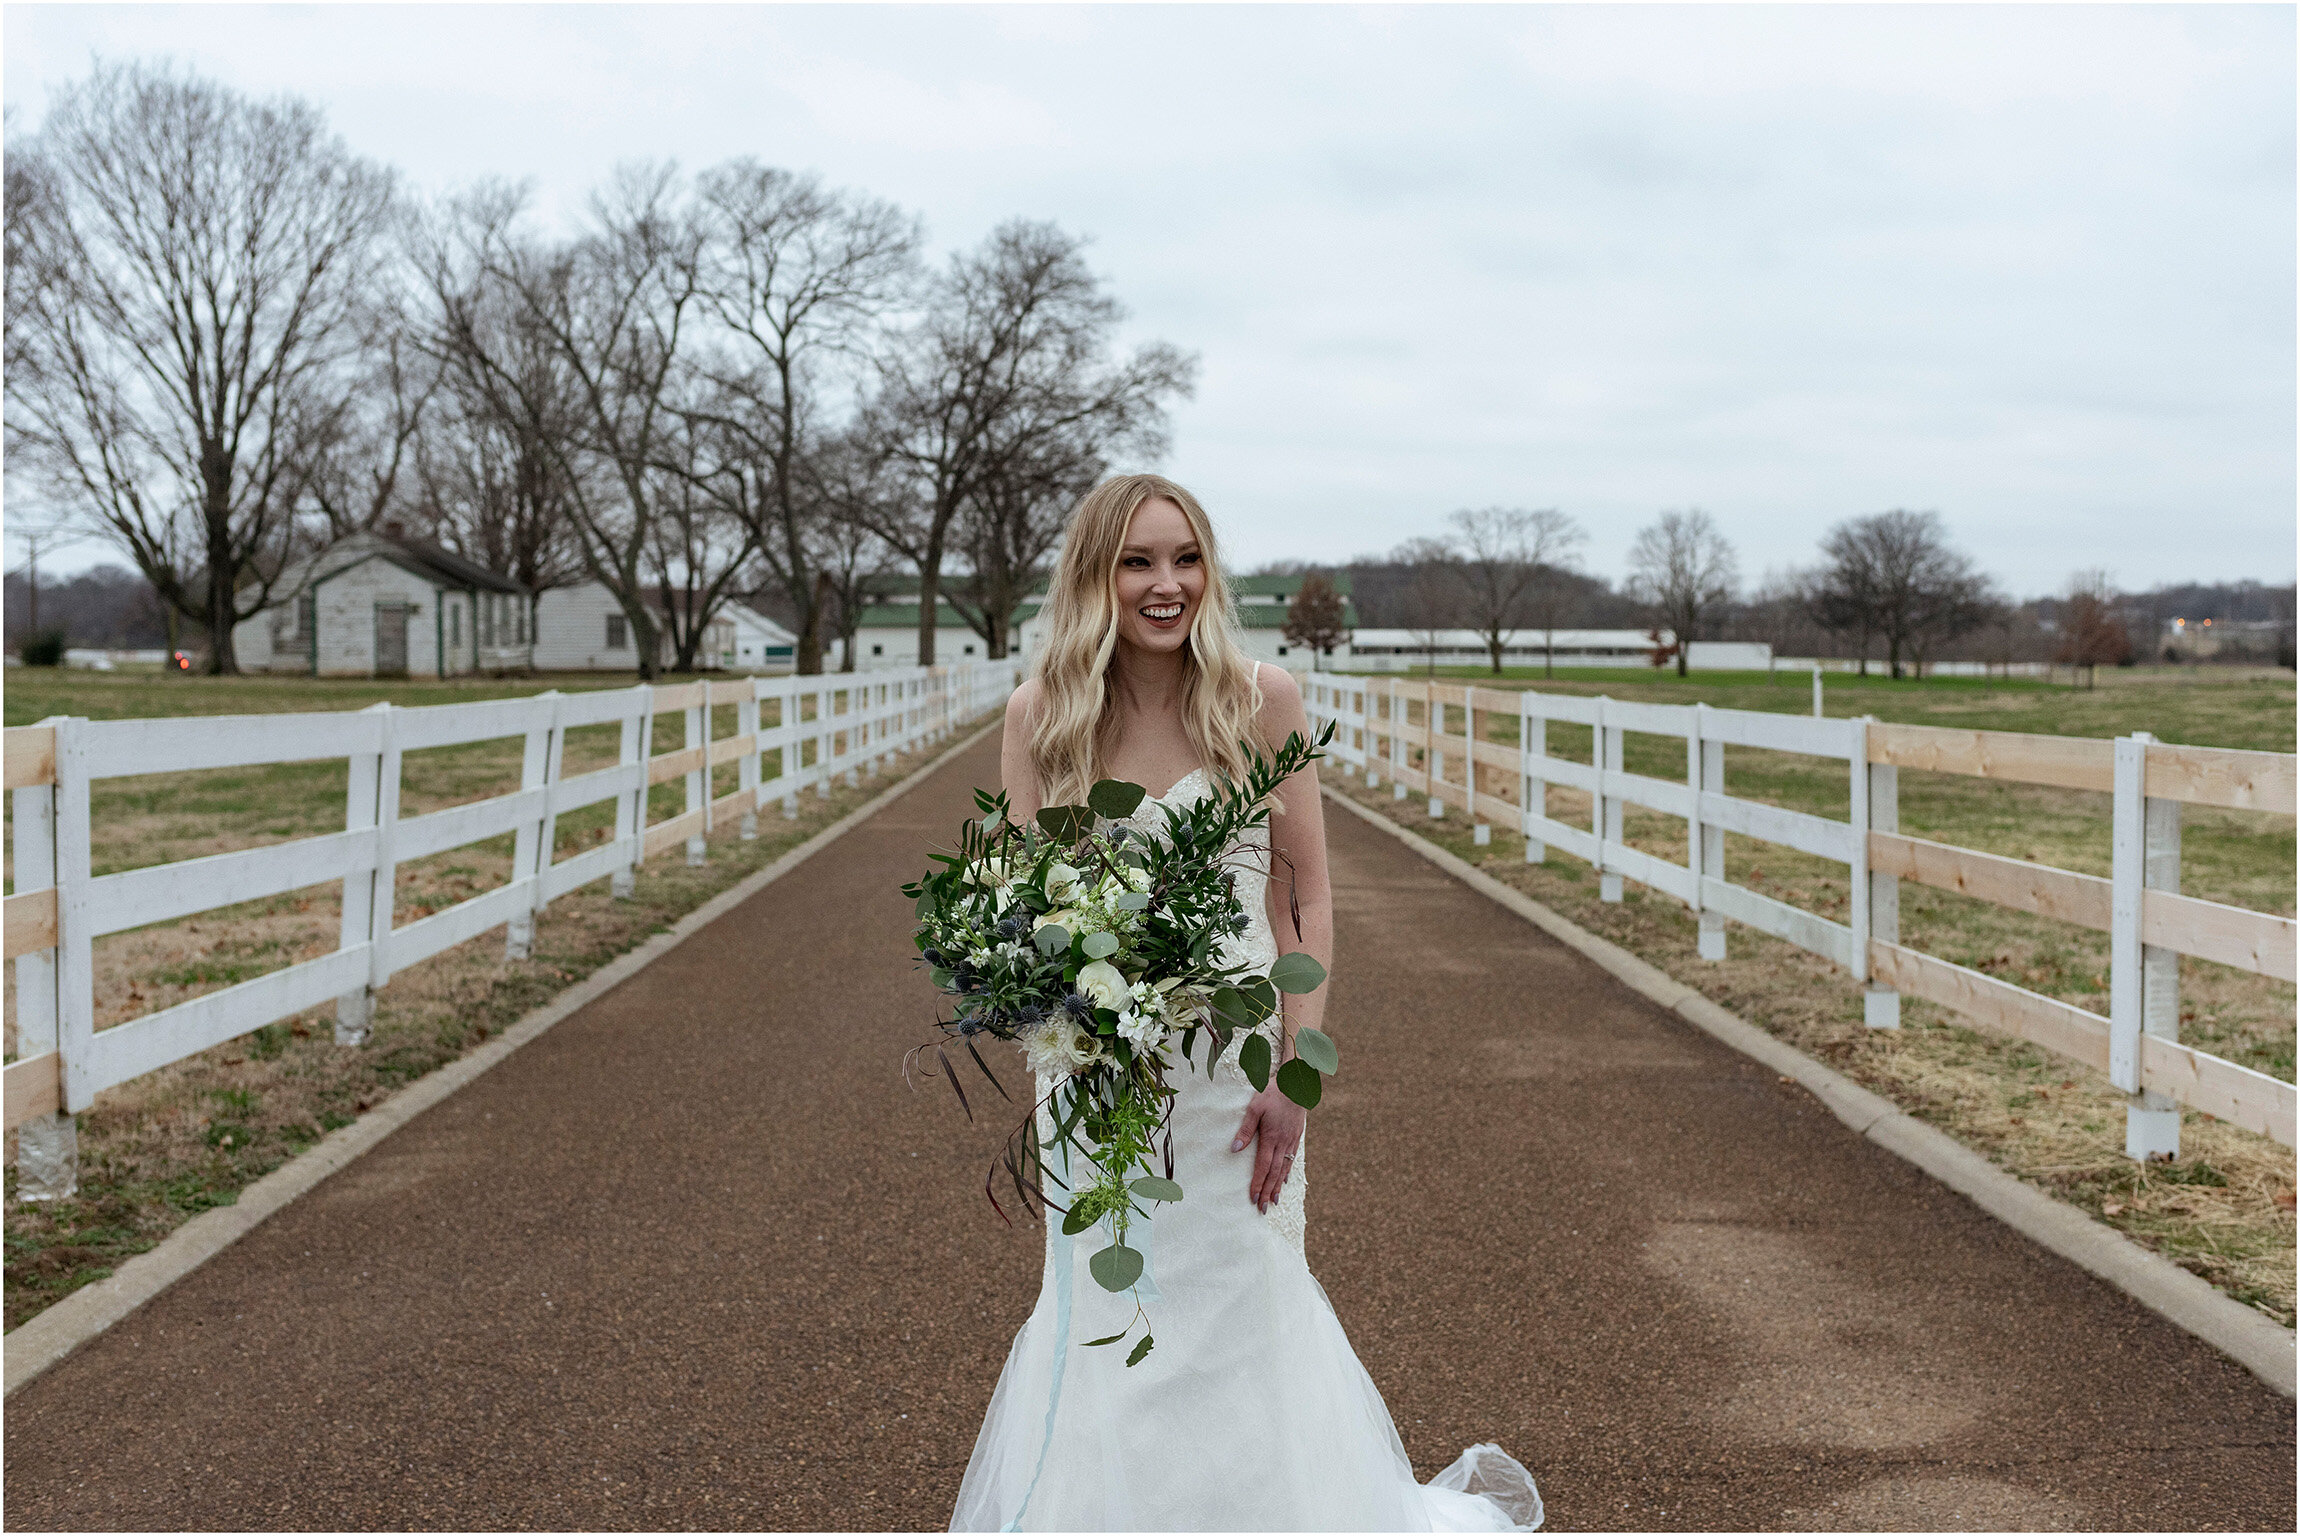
[1298,672,2297,1155]
[4,661,1021,1195]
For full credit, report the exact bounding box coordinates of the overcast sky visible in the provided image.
[6,2,2294,596]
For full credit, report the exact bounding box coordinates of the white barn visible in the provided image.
[534,584,796,673]
[232,530,532,678]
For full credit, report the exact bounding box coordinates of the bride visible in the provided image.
[949,474,1542,1533]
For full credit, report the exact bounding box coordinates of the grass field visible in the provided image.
[3,668,958,1330]
[1327,663,2297,1322]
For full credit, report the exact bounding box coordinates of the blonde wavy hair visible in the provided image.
[1029,473,1269,809]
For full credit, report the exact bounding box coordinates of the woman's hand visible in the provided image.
[1231,1080,1308,1214]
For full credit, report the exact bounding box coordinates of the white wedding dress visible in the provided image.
[950,764,1543,1533]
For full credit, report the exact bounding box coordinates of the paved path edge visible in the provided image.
[1321,782,2298,1399]
[2,717,1003,1400]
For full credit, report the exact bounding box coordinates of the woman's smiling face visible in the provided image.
[1112,497,1207,656]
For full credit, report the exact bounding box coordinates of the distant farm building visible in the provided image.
[233,528,531,678]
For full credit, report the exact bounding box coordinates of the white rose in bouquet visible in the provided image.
[1074,959,1130,1011]
[1044,862,1083,903]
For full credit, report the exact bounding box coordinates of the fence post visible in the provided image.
[1864,742,1900,1026]
[684,690,708,866]
[1521,694,1546,864]
[360,705,405,1015]
[1428,686,1445,819]
[1812,664,1823,719]
[14,718,73,1200]
[1364,683,1381,789]
[738,684,761,840]
[337,702,390,1044]
[506,691,562,960]
[2118,732,2183,1160]
[1691,702,1726,961]
[1389,680,1406,799]
[612,689,644,898]
[1595,696,1622,903]
[781,679,801,819]
[818,678,836,798]
[1847,715,1873,986]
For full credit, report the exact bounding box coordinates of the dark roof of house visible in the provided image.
[382,535,527,595]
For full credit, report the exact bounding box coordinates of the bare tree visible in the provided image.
[1447,506,1584,674]
[6,62,400,672]
[688,162,918,673]
[1625,509,1737,678]
[1390,535,1462,675]
[420,168,723,679]
[296,332,442,539]
[947,432,1102,660]
[411,301,590,631]
[863,220,1195,664]
[1809,510,1990,679]
[1283,573,1349,668]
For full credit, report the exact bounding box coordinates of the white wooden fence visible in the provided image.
[3,661,1020,1194]
[1299,673,2298,1155]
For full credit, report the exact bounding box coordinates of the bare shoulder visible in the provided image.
[1005,676,1043,728]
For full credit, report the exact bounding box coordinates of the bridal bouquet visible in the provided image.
[902,724,1337,1365]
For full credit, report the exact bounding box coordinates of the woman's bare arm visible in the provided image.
[998,679,1044,825]
[1230,664,1334,1213]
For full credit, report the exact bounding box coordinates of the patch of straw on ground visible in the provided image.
[3,720,975,1332]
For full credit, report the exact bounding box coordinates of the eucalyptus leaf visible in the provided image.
[1083,1332,1128,1347]
[1212,986,1254,1030]
[1293,1027,1340,1075]
[1062,1205,1098,1236]
[1126,1333,1155,1367]
[1082,931,1120,960]
[1036,805,1092,841]
[930,967,954,989]
[1239,1032,1272,1091]
[1089,1243,1144,1292]
[1241,976,1277,1013]
[1130,1175,1184,1203]
[1114,891,1150,912]
[1088,779,1148,819]
[1268,951,1328,995]
[914,891,937,920]
[1034,925,1071,957]
[1277,1057,1323,1108]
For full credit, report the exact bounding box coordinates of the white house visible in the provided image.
[232,529,531,678]
[833,598,1038,671]
[534,584,794,673]
[1346,628,1771,672]
[725,603,799,670]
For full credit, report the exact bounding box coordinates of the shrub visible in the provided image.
[20,629,67,666]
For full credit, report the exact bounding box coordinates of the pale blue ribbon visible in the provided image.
[1002,1138,1160,1530]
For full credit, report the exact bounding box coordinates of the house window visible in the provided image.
[1277,645,1289,656]
[964,643,976,655]
[871,644,883,657]
[606,615,628,649]
[481,596,494,647]
[450,604,460,646]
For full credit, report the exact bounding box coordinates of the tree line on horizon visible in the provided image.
[4,59,1193,676]
[1262,509,2296,679]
